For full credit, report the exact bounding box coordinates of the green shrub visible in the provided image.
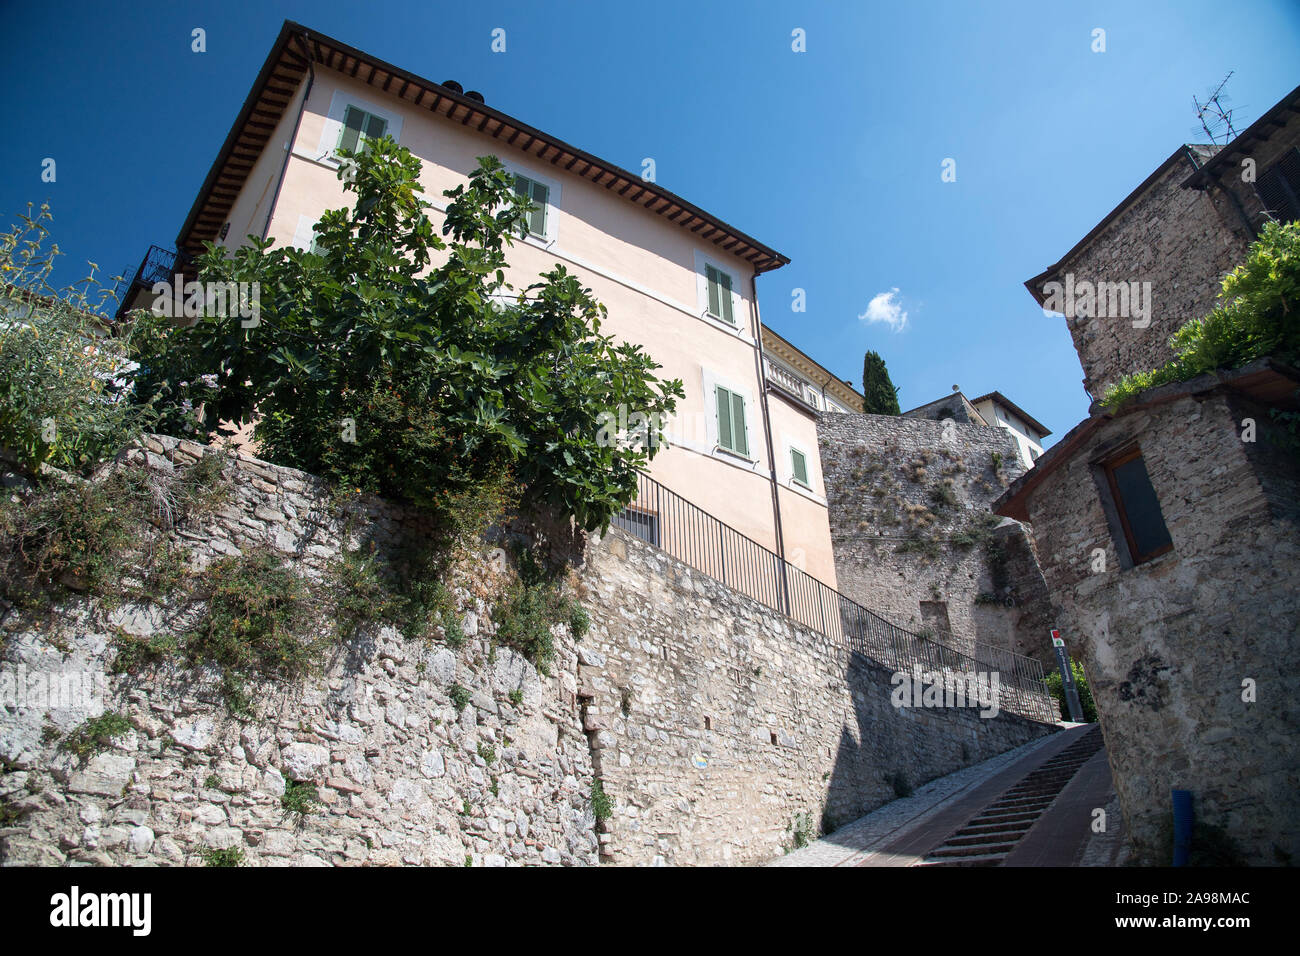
[0,204,153,476]
[1104,220,1300,408]
[449,683,472,713]
[200,846,244,867]
[0,452,228,608]
[590,778,613,824]
[332,548,396,640]
[110,628,180,674]
[59,712,133,761]
[789,811,815,849]
[0,475,140,603]
[185,549,316,681]
[281,779,321,816]
[569,603,590,638]
[1044,657,1099,722]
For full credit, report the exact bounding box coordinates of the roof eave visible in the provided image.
[1181,82,1300,189]
[177,20,790,272]
[1023,145,1207,307]
[994,357,1300,521]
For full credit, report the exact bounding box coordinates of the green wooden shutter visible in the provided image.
[716,386,733,451]
[731,391,748,456]
[513,175,548,237]
[529,180,549,236]
[719,270,733,324]
[706,266,721,318]
[791,449,808,485]
[339,106,364,154]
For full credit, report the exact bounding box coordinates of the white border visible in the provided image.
[693,250,745,332]
[701,367,760,468]
[312,90,406,164]
[496,156,563,248]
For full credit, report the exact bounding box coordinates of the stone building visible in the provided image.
[818,411,1055,664]
[1002,82,1300,864]
[902,388,1050,468]
[1024,82,1300,401]
[996,361,1300,863]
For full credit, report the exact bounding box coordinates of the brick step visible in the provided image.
[958,820,1037,837]
[915,852,1007,867]
[944,829,1033,847]
[911,728,1107,869]
[1011,764,1091,782]
[968,809,1043,825]
[927,840,1019,858]
[989,793,1059,807]
[981,800,1055,815]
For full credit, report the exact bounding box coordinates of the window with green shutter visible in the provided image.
[715,385,749,457]
[705,265,734,324]
[791,448,809,487]
[337,105,389,156]
[514,174,550,238]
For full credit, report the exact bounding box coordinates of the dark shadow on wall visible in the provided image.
[815,649,1056,849]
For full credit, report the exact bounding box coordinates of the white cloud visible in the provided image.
[858,288,909,332]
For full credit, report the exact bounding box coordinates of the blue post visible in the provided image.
[1171,789,1193,866]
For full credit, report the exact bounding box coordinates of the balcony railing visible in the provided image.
[115,245,193,318]
[615,470,1057,723]
[764,357,821,410]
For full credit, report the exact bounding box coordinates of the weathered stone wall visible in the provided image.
[0,435,1057,868]
[0,436,598,867]
[817,412,1056,665]
[1039,148,1254,398]
[571,526,1055,866]
[1017,392,1300,863]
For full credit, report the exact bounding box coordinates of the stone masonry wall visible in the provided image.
[1040,149,1253,398]
[0,435,1056,868]
[817,412,1057,665]
[571,526,1055,866]
[0,436,598,867]
[1020,392,1300,863]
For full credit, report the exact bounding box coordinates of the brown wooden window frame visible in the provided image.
[1101,446,1173,565]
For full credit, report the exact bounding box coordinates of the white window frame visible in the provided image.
[291,214,320,251]
[789,444,812,489]
[496,158,562,246]
[701,368,757,464]
[694,251,744,331]
[315,90,404,164]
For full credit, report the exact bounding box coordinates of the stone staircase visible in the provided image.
[915,726,1104,866]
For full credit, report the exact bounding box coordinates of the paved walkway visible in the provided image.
[771,723,1121,867]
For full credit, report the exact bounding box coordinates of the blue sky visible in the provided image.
[3,0,1297,442]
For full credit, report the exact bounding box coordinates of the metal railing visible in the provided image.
[614,470,1057,723]
[131,245,188,290]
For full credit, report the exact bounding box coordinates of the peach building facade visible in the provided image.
[125,22,862,589]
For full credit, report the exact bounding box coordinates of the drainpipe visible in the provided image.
[262,34,316,241]
[748,269,790,614]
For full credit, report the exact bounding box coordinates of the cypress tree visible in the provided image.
[861,350,900,415]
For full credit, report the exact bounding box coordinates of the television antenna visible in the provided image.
[1193,72,1240,145]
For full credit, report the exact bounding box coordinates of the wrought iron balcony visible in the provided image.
[114,245,193,318]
